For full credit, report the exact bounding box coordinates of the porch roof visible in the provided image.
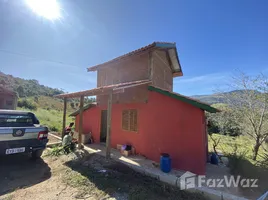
[69,102,97,116]
[148,86,220,113]
[54,79,152,98]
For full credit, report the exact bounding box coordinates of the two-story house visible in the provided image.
[61,42,219,175]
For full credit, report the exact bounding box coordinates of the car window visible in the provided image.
[0,113,36,127]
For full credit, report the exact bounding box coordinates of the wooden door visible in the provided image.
[100,110,107,142]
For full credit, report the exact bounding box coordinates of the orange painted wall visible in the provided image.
[75,106,101,143]
[75,91,207,175]
[143,91,207,175]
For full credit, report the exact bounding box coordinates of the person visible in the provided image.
[64,122,74,136]
[62,131,75,153]
[62,122,75,153]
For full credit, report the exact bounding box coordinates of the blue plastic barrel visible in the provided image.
[160,153,171,173]
[210,153,219,165]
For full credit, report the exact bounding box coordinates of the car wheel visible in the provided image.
[31,150,43,160]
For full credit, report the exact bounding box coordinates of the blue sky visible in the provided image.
[0,0,267,95]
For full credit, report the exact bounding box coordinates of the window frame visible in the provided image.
[122,109,138,133]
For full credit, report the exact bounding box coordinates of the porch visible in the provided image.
[83,143,246,200]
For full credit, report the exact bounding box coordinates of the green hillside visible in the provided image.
[0,71,63,97]
[0,71,95,131]
[191,90,260,105]
[191,94,226,104]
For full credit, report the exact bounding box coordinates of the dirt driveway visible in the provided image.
[0,148,207,200]
[0,153,50,195]
[0,153,78,200]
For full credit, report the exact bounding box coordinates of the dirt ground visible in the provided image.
[0,148,207,200]
[47,133,61,144]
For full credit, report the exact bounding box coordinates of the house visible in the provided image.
[0,86,18,110]
[61,42,219,175]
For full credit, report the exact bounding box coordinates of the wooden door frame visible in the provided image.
[100,110,108,142]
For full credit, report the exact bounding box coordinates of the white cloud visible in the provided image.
[174,73,227,84]
[173,73,230,95]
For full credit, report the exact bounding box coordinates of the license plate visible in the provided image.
[6,147,25,155]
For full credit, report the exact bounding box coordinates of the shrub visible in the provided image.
[70,102,75,109]
[50,125,59,132]
[17,99,37,110]
[45,146,65,156]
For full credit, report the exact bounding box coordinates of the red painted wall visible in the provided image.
[143,91,207,175]
[75,91,207,175]
[75,106,101,143]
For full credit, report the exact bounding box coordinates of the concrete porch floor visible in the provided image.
[83,143,247,200]
[85,143,185,177]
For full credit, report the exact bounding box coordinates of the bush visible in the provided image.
[50,125,59,132]
[45,146,65,156]
[207,103,242,137]
[17,99,37,110]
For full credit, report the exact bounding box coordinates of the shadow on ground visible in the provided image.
[228,155,268,199]
[0,154,51,196]
[64,150,207,200]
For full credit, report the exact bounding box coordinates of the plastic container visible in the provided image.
[160,153,171,173]
[210,153,219,165]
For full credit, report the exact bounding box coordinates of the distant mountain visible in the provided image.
[191,94,226,105]
[191,90,260,105]
[0,71,63,97]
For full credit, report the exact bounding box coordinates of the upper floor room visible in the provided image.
[87,42,183,92]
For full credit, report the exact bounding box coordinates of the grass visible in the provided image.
[208,134,267,162]
[17,95,77,132]
[44,146,65,156]
[20,96,76,112]
[208,134,268,198]
[2,194,14,200]
[17,107,73,132]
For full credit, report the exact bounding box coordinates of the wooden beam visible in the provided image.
[149,51,154,81]
[106,92,113,158]
[61,97,67,139]
[113,81,152,91]
[172,71,183,77]
[78,96,84,149]
[155,51,170,68]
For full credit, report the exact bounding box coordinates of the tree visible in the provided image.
[208,133,221,156]
[207,103,241,136]
[70,102,75,109]
[223,72,268,160]
[16,85,25,97]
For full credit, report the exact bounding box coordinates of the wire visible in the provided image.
[0,49,80,67]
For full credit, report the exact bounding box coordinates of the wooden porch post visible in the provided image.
[78,96,84,149]
[61,97,67,139]
[106,92,113,158]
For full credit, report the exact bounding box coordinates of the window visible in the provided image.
[0,113,38,127]
[122,109,138,132]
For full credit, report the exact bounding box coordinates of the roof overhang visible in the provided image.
[54,79,152,99]
[87,42,183,77]
[148,86,220,113]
